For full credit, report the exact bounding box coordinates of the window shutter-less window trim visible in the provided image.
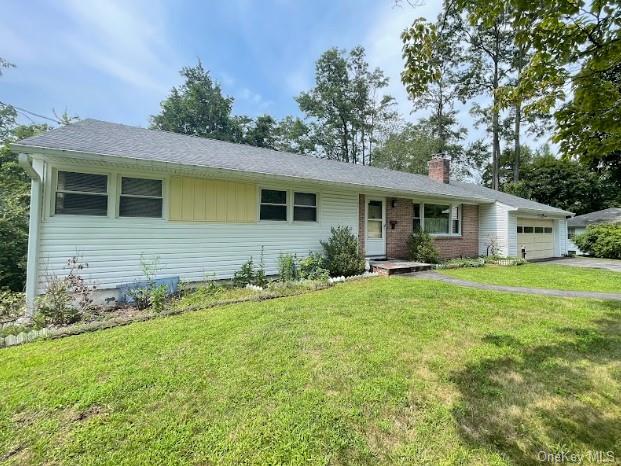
[120,177,163,218]
[55,171,108,216]
[260,189,288,221]
[293,192,317,222]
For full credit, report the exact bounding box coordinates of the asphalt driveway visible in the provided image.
[539,256,621,272]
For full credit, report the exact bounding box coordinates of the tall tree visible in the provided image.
[274,116,315,154]
[297,47,396,164]
[151,61,240,142]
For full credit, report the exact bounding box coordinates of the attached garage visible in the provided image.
[517,218,555,259]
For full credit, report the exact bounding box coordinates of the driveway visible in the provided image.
[538,257,621,272]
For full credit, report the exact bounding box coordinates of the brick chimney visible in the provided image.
[428,155,450,184]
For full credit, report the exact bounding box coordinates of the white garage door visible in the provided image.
[517,218,554,260]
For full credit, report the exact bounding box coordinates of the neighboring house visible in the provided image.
[567,207,621,254]
[13,119,573,310]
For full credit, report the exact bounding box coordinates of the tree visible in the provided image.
[372,119,488,180]
[297,46,396,164]
[504,154,616,215]
[244,115,277,149]
[274,116,315,154]
[459,0,620,172]
[151,61,240,142]
[0,124,49,291]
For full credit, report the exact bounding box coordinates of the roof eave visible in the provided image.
[12,144,491,204]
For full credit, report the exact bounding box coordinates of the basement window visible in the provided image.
[55,171,108,216]
[119,177,163,218]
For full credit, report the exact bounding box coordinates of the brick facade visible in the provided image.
[431,204,479,259]
[358,194,366,256]
[385,198,414,259]
[382,200,479,260]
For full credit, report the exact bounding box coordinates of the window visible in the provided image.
[367,200,383,239]
[517,225,523,233]
[120,177,163,218]
[260,189,287,221]
[535,226,544,233]
[568,227,576,239]
[451,205,461,234]
[55,171,108,216]
[423,204,450,234]
[544,227,553,234]
[523,226,534,233]
[413,204,421,231]
[293,192,317,221]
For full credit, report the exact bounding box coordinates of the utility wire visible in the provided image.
[0,100,61,124]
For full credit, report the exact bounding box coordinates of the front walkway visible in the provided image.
[410,271,621,301]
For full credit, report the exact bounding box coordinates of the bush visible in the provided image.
[233,257,268,288]
[299,252,330,281]
[407,230,440,264]
[436,258,484,269]
[320,226,365,277]
[148,284,168,312]
[574,224,621,259]
[0,290,24,319]
[35,277,80,326]
[278,253,300,282]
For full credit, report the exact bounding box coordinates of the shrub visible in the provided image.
[320,226,365,277]
[435,258,484,269]
[35,277,80,326]
[299,252,330,281]
[148,284,168,313]
[574,224,621,259]
[407,230,440,264]
[0,291,25,319]
[233,255,268,288]
[278,253,300,282]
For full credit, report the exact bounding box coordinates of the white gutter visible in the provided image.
[12,144,491,204]
[18,154,41,315]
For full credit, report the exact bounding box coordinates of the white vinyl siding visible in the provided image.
[478,202,512,256]
[36,187,358,292]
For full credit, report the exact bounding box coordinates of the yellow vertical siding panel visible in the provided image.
[214,180,227,222]
[194,178,207,221]
[169,177,184,221]
[168,176,257,223]
[181,177,195,221]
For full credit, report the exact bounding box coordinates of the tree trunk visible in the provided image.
[513,101,521,183]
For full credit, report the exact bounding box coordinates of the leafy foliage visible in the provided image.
[35,277,80,326]
[297,46,397,165]
[0,290,24,319]
[320,226,365,277]
[504,155,618,215]
[233,257,268,288]
[406,230,440,264]
[299,252,330,281]
[574,224,621,260]
[277,253,300,282]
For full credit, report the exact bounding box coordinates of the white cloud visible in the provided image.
[56,0,177,93]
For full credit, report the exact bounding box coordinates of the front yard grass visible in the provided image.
[440,263,621,293]
[1,277,620,464]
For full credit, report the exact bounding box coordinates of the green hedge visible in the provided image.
[574,224,621,259]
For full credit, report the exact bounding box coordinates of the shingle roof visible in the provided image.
[452,181,573,216]
[12,119,569,216]
[12,119,487,201]
[567,207,621,227]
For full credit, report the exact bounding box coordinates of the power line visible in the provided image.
[0,100,61,124]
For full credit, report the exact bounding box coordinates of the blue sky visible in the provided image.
[2,0,548,149]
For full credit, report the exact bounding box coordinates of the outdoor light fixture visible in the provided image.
[390,220,397,229]
[391,199,397,208]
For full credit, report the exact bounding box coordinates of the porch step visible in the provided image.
[370,260,433,276]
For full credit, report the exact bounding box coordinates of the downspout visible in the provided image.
[18,154,41,315]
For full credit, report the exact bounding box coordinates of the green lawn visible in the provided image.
[440,263,621,293]
[1,278,620,465]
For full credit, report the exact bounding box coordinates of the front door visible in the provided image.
[366,198,386,257]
